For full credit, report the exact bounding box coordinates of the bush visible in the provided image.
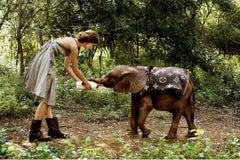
[0,65,33,117]
[193,67,232,107]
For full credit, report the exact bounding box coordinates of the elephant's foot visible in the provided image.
[142,129,151,138]
[165,133,177,139]
[185,131,197,138]
[129,134,139,138]
[130,129,138,136]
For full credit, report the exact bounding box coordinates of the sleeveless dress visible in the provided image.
[23,40,73,106]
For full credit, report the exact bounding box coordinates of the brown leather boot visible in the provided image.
[46,117,67,138]
[29,120,52,142]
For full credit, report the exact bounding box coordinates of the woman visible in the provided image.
[23,29,99,142]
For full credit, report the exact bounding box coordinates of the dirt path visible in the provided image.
[1,106,240,157]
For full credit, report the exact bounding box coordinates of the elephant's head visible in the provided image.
[89,65,147,93]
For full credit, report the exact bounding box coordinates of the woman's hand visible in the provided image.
[83,81,92,90]
[97,84,103,88]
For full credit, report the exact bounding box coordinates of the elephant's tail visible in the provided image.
[191,80,195,111]
[192,87,195,111]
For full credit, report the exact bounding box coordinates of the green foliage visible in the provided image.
[122,135,240,159]
[1,133,239,159]
[207,0,240,54]
[7,138,112,159]
[194,67,225,105]
[1,0,240,109]
[0,65,33,117]
[193,53,240,106]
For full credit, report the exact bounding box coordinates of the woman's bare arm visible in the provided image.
[64,47,91,90]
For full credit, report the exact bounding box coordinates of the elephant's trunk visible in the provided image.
[88,77,113,88]
[88,78,104,84]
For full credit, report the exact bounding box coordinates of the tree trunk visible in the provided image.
[16,32,24,76]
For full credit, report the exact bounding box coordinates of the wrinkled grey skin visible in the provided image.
[89,65,197,139]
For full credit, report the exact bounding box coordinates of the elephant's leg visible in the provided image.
[130,94,139,135]
[183,102,197,138]
[166,110,183,139]
[137,96,153,138]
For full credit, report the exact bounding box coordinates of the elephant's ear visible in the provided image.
[113,69,147,93]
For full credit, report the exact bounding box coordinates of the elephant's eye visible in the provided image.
[108,73,113,78]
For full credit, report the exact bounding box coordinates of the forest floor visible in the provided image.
[1,105,240,158]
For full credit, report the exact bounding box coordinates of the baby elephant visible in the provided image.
[89,65,197,139]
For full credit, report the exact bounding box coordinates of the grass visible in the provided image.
[1,133,239,159]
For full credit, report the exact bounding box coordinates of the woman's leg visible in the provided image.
[29,102,52,142]
[45,105,53,118]
[44,105,68,138]
[35,102,50,120]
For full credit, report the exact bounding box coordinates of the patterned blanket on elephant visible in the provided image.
[137,66,190,96]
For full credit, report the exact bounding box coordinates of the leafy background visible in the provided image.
[0,0,240,158]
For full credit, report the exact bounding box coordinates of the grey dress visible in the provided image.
[23,40,71,106]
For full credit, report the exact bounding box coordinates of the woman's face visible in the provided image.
[84,43,97,50]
